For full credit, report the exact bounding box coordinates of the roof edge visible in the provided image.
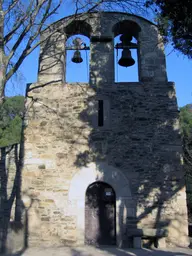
[43,11,156,33]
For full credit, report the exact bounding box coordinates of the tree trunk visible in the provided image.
[0,1,5,102]
[14,144,22,222]
[0,147,8,253]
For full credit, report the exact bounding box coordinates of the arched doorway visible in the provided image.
[85,182,116,245]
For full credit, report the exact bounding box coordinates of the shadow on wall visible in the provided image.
[0,121,34,254]
[74,100,186,248]
[0,142,23,253]
[70,43,187,247]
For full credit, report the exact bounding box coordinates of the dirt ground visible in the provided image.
[5,246,192,256]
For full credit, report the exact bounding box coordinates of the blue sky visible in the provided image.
[165,45,192,107]
[4,5,192,108]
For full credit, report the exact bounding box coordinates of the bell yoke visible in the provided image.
[70,33,137,67]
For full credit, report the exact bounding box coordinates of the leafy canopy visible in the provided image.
[146,0,192,58]
[180,104,192,139]
[0,96,25,147]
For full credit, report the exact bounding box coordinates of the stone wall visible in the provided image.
[22,12,189,248]
[23,80,189,247]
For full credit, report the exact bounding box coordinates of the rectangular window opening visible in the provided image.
[98,100,104,127]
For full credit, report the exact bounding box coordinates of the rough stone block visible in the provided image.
[157,237,166,248]
[133,237,142,249]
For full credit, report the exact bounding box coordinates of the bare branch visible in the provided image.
[1,0,150,98]
[4,0,19,15]
[5,0,62,82]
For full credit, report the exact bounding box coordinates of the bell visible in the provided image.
[118,49,135,67]
[71,50,83,63]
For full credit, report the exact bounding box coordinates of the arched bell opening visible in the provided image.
[65,34,90,83]
[113,20,141,82]
[64,20,91,83]
[85,181,116,246]
[65,20,92,38]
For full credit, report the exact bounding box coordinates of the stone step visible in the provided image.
[127,228,168,238]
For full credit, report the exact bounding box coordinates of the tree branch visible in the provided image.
[5,0,62,82]
[4,0,20,15]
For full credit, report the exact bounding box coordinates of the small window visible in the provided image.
[114,34,139,82]
[66,35,90,83]
[88,99,110,129]
[105,188,113,196]
[98,100,104,127]
[103,188,115,201]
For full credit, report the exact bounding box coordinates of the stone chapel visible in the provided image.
[22,11,189,248]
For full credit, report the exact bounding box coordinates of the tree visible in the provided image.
[180,104,192,221]
[0,96,25,147]
[0,0,62,102]
[73,0,147,14]
[180,105,192,179]
[180,104,192,139]
[145,0,192,58]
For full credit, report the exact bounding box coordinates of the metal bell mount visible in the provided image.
[71,37,84,64]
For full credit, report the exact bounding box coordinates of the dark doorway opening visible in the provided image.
[85,181,116,246]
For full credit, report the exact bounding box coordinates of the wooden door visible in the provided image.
[85,182,116,245]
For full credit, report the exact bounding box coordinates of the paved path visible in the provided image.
[6,246,192,256]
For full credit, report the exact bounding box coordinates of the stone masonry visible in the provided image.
[21,12,189,248]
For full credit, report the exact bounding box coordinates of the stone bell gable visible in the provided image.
[22,12,189,248]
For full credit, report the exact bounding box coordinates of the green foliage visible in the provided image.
[0,96,25,147]
[180,104,192,216]
[146,0,192,58]
[179,104,192,170]
[180,104,192,139]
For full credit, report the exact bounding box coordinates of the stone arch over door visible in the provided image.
[68,162,134,247]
